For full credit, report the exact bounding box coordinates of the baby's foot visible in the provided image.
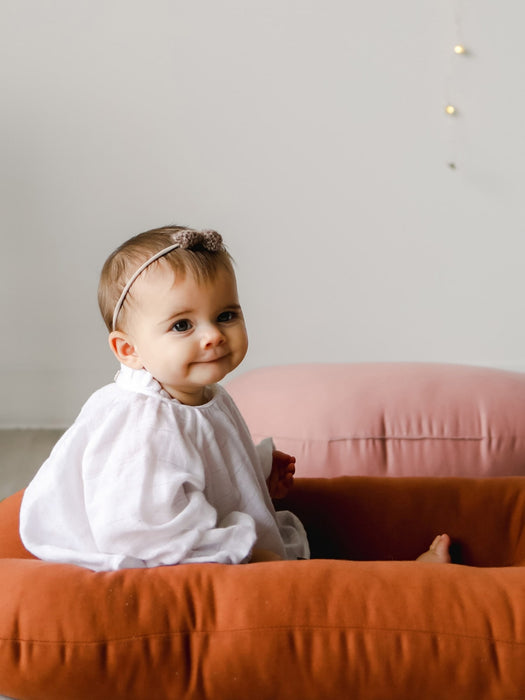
[416,534,451,563]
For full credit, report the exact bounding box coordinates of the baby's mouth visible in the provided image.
[199,352,228,364]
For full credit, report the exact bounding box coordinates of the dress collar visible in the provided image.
[114,365,173,399]
[114,365,217,405]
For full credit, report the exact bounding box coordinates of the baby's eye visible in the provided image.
[172,319,192,333]
[217,311,236,323]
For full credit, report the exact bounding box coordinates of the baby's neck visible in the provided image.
[162,384,212,406]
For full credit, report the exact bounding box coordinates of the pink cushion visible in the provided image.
[226,363,525,477]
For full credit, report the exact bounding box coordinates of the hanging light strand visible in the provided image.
[444,0,469,169]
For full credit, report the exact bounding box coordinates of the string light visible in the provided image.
[445,44,466,116]
[443,2,470,169]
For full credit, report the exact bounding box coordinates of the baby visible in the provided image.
[20,225,449,570]
[20,226,309,570]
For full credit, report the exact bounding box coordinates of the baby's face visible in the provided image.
[124,262,248,405]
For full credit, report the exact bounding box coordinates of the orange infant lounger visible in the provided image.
[1,478,525,699]
[2,363,525,699]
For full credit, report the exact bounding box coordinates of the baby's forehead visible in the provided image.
[130,260,237,305]
[140,258,236,287]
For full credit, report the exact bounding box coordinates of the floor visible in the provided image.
[0,429,63,500]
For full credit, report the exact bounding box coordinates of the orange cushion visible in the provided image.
[226,363,525,477]
[2,477,525,699]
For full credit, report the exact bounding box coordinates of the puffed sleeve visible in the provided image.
[81,397,258,568]
[254,437,274,480]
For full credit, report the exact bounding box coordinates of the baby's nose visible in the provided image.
[201,325,225,349]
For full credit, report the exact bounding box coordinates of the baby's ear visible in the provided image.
[108,331,143,370]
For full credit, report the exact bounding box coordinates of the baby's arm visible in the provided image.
[82,403,259,568]
[266,450,296,499]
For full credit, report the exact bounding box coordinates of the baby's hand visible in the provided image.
[267,450,296,499]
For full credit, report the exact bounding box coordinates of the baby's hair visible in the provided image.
[98,225,235,332]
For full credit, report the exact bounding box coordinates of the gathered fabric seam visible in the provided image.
[257,435,490,443]
[2,624,525,647]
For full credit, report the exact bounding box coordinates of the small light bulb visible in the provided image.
[454,44,466,55]
[445,104,457,115]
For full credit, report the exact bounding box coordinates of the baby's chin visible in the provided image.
[190,356,236,383]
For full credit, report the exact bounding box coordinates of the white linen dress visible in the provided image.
[19,366,309,571]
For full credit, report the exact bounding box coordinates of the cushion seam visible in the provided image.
[257,436,491,443]
[1,625,524,648]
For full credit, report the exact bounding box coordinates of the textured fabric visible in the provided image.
[227,362,525,477]
[19,366,309,570]
[3,477,525,699]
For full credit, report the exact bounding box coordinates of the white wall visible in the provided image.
[1,0,525,427]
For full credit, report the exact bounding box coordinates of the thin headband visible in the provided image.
[111,229,223,331]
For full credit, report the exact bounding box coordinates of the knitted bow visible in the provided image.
[172,229,224,252]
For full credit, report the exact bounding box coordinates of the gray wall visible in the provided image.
[2,1,524,426]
